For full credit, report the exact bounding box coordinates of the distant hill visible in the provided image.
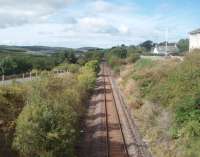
[0,45,70,55]
[18,46,68,52]
[77,47,101,52]
[0,45,103,56]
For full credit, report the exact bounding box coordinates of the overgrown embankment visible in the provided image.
[0,84,28,157]
[0,60,100,157]
[108,50,200,157]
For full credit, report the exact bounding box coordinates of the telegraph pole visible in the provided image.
[165,28,169,56]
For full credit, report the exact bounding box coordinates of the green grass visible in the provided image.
[134,58,155,70]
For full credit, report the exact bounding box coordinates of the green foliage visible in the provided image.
[139,40,154,52]
[106,45,140,72]
[12,61,99,157]
[54,63,80,73]
[64,49,77,63]
[84,60,100,75]
[0,57,17,75]
[134,58,154,70]
[0,48,81,76]
[128,52,200,156]
[177,39,189,52]
[118,53,200,156]
[0,84,28,157]
[77,50,103,65]
[13,90,78,157]
[180,137,200,157]
[126,52,140,64]
[109,47,127,58]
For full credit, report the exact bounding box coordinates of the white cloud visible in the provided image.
[0,0,193,47]
[0,0,72,28]
[78,17,107,30]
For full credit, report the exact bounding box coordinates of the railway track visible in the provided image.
[103,63,129,157]
[78,63,152,157]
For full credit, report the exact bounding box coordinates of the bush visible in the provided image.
[13,61,99,157]
[13,90,78,157]
[84,60,100,75]
[54,63,80,73]
[126,53,140,63]
[0,84,28,157]
[137,52,200,156]
[131,59,178,97]
[116,51,200,157]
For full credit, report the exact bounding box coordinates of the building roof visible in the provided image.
[190,28,200,35]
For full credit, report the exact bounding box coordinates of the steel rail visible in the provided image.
[104,64,129,157]
[110,69,152,157]
[103,63,110,157]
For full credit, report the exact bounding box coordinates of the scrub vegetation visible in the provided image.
[0,49,102,157]
[107,49,200,157]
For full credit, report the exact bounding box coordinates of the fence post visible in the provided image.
[2,75,4,81]
[23,73,25,79]
[1,75,4,84]
[30,72,32,79]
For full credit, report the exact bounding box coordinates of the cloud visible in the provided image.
[0,0,194,47]
[0,0,72,28]
[89,0,138,14]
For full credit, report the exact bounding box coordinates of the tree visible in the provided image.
[64,49,77,63]
[0,57,17,75]
[109,47,127,58]
[13,57,32,74]
[127,45,143,54]
[177,39,189,52]
[140,40,154,52]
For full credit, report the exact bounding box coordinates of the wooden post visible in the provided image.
[23,73,25,79]
[30,72,32,79]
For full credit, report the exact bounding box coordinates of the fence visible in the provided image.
[0,70,66,83]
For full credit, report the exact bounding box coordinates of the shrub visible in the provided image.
[134,58,155,70]
[116,52,200,157]
[132,59,178,98]
[84,60,100,75]
[55,63,80,73]
[140,52,200,156]
[13,90,78,157]
[0,84,28,157]
[13,61,99,157]
[126,53,140,63]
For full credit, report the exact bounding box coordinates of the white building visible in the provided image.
[152,43,179,55]
[189,28,200,51]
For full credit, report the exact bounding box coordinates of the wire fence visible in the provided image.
[0,70,66,83]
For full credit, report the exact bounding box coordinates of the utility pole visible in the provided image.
[165,28,169,56]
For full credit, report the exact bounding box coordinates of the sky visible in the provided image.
[0,0,200,48]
